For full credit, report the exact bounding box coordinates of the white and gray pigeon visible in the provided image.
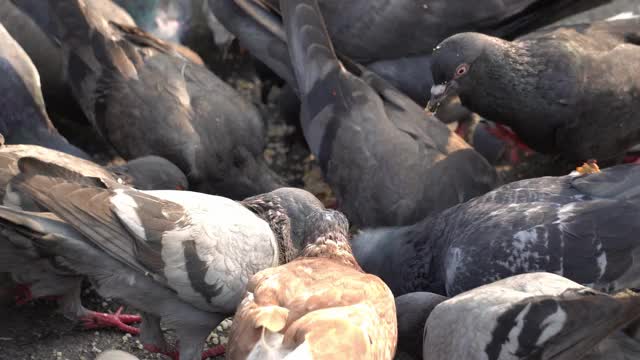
[424,272,640,360]
[0,145,187,333]
[0,21,89,159]
[12,0,284,199]
[352,163,640,297]
[0,157,326,360]
[210,0,498,228]
[428,15,640,163]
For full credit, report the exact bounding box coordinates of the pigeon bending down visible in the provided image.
[0,158,325,360]
[424,273,640,360]
[13,0,284,199]
[352,162,640,297]
[0,21,89,159]
[0,147,187,333]
[225,0,610,106]
[211,0,497,228]
[227,209,397,360]
[428,16,640,163]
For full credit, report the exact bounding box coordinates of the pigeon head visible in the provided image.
[107,156,188,191]
[427,32,501,112]
[300,209,356,267]
[301,209,350,247]
[242,187,326,254]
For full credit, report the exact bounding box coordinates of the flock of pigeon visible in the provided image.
[1,0,640,359]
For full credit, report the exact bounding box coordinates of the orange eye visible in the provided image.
[455,64,468,78]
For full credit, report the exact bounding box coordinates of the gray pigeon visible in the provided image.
[0,158,326,360]
[212,0,497,227]
[0,0,67,108]
[424,273,640,360]
[13,0,284,199]
[395,292,448,360]
[0,146,187,333]
[0,21,89,159]
[428,16,640,163]
[352,163,640,297]
[212,0,610,106]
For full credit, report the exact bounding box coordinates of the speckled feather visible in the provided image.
[353,164,640,297]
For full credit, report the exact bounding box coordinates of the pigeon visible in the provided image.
[112,0,222,67]
[0,147,187,333]
[0,158,326,360]
[0,21,89,159]
[14,0,281,199]
[227,209,397,360]
[424,273,640,360]
[0,0,67,107]
[210,0,497,228]
[395,292,448,360]
[428,16,640,163]
[213,0,610,106]
[0,143,188,209]
[352,162,640,297]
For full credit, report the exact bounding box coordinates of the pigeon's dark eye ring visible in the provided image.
[454,64,469,78]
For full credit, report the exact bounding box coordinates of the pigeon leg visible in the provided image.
[13,283,33,305]
[623,155,640,164]
[201,345,225,359]
[143,344,179,360]
[485,124,534,163]
[80,306,141,334]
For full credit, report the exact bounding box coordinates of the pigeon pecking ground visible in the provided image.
[0,0,635,359]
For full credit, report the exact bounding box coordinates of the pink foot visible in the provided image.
[202,345,226,359]
[486,124,534,163]
[80,306,141,334]
[144,344,179,360]
[13,284,33,305]
[624,155,640,164]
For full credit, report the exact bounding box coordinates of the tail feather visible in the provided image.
[252,305,290,332]
[280,0,340,97]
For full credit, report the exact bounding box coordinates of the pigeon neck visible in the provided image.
[462,42,544,125]
[301,232,361,270]
[241,196,297,264]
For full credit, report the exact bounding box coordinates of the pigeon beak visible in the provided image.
[426,81,458,113]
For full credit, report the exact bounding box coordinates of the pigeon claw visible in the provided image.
[202,345,226,359]
[80,306,141,334]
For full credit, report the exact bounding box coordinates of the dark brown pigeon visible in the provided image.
[13,0,284,199]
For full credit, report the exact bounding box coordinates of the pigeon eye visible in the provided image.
[455,64,469,78]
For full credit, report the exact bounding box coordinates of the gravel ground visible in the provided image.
[0,1,636,359]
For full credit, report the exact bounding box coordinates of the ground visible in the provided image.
[0,1,636,359]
